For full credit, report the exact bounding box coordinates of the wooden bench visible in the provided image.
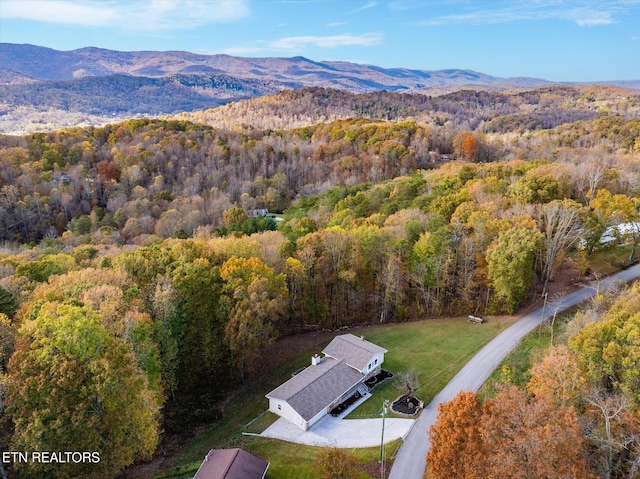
[467,315,484,324]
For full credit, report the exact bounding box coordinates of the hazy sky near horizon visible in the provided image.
[1,0,639,82]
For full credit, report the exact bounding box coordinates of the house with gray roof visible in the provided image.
[266,334,387,430]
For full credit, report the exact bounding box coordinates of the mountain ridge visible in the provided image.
[1,43,638,135]
[1,42,551,90]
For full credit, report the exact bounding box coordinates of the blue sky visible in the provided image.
[1,0,639,81]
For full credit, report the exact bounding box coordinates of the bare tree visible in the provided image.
[397,369,420,397]
[543,293,564,347]
[584,391,631,479]
[574,160,608,207]
[538,199,585,296]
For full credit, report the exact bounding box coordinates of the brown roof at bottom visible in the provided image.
[193,448,269,479]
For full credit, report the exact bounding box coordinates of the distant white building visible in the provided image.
[579,222,640,249]
[602,222,640,244]
[247,209,269,218]
[266,334,387,431]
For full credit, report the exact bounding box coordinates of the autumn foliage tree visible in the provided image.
[486,227,543,312]
[6,304,159,478]
[453,131,479,161]
[220,256,288,380]
[0,286,18,317]
[526,345,585,407]
[482,386,595,479]
[0,313,15,423]
[569,282,640,407]
[426,391,484,479]
[427,388,595,479]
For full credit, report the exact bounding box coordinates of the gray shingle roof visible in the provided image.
[266,357,364,421]
[322,334,387,371]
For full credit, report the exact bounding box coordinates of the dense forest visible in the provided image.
[0,85,639,477]
[0,73,288,116]
[178,85,638,131]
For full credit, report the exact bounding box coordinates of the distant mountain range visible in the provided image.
[1,43,553,91]
[0,43,638,134]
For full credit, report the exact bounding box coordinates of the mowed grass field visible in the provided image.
[155,316,514,479]
[346,317,514,418]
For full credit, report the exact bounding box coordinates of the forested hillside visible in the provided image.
[179,85,638,131]
[0,85,639,477]
[0,73,290,115]
[0,42,557,135]
[4,43,638,136]
[1,86,638,246]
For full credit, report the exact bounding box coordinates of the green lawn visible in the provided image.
[582,244,635,277]
[245,439,400,479]
[156,317,513,478]
[346,317,513,418]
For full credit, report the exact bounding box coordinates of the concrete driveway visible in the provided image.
[259,383,414,447]
[260,414,414,448]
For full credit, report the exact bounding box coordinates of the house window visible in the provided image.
[278,404,281,410]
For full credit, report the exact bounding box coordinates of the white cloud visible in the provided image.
[0,0,116,26]
[347,1,379,15]
[388,1,418,11]
[270,33,383,50]
[418,1,627,27]
[210,45,265,56]
[0,0,250,31]
[568,8,613,26]
[326,21,348,27]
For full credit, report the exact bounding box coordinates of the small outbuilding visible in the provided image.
[247,208,270,218]
[193,448,269,479]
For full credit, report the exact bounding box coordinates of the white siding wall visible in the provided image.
[307,407,328,430]
[269,399,308,430]
[362,352,385,375]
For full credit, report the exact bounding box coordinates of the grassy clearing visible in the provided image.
[583,244,634,277]
[244,411,280,435]
[347,317,513,418]
[158,437,400,479]
[157,317,512,478]
[243,439,400,479]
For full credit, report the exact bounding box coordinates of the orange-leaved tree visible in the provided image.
[480,386,595,479]
[426,391,484,479]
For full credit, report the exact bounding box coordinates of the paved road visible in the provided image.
[389,263,640,479]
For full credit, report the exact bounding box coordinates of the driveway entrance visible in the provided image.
[261,415,414,448]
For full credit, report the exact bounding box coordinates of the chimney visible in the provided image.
[312,354,321,366]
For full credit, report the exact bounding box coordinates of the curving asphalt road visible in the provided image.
[389,263,640,479]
